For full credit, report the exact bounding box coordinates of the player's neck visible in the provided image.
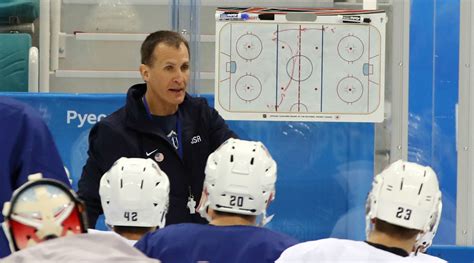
[144,91,178,116]
[210,215,256,226]
[113,226,155,241]
[115,231,144,241]
[367,231,415,254]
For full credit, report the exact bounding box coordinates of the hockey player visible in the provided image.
[1,174,158,262]
[0,97,70,258]
[277,160,446,262]
[91,157,170,245]
[135,138,298,263]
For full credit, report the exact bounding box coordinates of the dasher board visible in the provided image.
[215,11,387,122]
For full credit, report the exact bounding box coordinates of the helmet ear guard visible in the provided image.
[365,160,442,252]
[199,138,277,226]
[99,157,170,229]
[2,174,88,251]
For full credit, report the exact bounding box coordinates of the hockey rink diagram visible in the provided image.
[215,17,386,122]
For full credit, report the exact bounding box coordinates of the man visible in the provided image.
[277,160,446,262]
[1,174,158,262]
[89,157,170,245]
[135,138,298,263]
[0,96,70,258]
[78,30,237,228]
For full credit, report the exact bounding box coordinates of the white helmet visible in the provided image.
[366,160,442,252]
[199,138,277,225]
[99,157,170,229]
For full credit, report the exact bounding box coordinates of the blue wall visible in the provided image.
[409,0,459,245]
[0,0,464,259]
[3,93,375,242]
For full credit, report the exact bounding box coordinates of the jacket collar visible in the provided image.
[124,83,190,136]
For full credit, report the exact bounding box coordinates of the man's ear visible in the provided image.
[139,64,149,82]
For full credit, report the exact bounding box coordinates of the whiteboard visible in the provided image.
[215,12,387,122]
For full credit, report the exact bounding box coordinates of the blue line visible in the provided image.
[320,25,324,112]
[275,24,279,111]
[229,24,232,109]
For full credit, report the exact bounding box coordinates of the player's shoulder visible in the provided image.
[277,238,380,262]
[249,227,298,246]
[152,223,202,238]
[294,238,364,249]
[411,252,447,263]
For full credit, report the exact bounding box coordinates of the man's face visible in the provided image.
[141,42,190,113]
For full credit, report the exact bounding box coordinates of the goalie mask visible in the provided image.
[365,160,442,253]
[100,157,170,229]
[198,138,277,225]
[2,174,87,251]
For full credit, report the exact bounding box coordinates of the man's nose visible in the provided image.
[174,71,187,84]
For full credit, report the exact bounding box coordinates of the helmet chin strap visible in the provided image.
[413,231,428,255]
[258,210,274,227]
[2,221,16,253]
[197,190,212,222]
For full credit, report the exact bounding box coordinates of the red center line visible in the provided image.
[298,25,302,112]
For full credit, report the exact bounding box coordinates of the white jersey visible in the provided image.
[88,228,137,246]
[276,238,446,263]
[1,233,159,263]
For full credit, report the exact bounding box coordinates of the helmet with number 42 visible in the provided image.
[100,157,170,229]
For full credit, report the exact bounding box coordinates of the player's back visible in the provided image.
[2,233,159,263]
[276,238,446,263]
[135,223,298,263]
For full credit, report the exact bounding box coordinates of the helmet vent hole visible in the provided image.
[221,194,226,196]
[26,235,31,240]
[106,179,110,184]
[386,185,393,191]
[120,179,123,188]
[262,191,266,194]
[140,180,144,189]
[121,166,124,171]
[250,157,254,165]
[402,164,406,171]
[400,177,404,190]
[250,209,256,213]
[423,170,427,177]
[249,197,254,200]
[155,182,160,187]
[106,201,110,204]
[230,155,234,162]
[418,183,424,195]
[143,167,146,172]
[154,203,158,207]
[252,148,256,152]
[425,196,432,201]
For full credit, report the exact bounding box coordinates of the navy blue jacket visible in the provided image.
[0,97,69,258]
[135,223,299,263]
[78,84,236,227]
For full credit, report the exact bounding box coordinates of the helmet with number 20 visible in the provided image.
[199,138,277,225]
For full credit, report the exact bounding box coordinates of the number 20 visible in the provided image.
[230,195,244,207]
[395,207,412,220]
